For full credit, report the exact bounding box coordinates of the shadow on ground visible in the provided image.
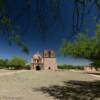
[87,72,100,75]
[33,80,100,100]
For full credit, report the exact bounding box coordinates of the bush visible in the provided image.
[58,64,84,70]
[0,57,29,70]
[91,60,100,68]
[7,57,27,70]
[0,59,8,69]
[25,65,31,70]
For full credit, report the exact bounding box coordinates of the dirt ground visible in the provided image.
[0,70,100,100]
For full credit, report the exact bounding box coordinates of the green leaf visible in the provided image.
[0,0,5,10]
[0,16,10,25]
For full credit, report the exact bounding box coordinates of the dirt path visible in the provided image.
[0,70,100,100]
[0,70,28,76]
[0,69,100,80]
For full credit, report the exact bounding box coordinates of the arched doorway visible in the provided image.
[48,67,51,70]
[36,66,41,70]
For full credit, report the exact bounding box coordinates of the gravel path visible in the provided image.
[0,70,100,100]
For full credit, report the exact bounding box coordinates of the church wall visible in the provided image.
[31,50,58,71]
[43,58,57,70]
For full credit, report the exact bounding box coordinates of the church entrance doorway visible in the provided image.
[36,66,41,70]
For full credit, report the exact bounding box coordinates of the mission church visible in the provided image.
[31,50,58,70]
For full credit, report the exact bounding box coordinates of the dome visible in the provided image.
[33,53,42,59]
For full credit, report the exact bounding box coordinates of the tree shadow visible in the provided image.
[33,80,100,100]
[87,72,100,75]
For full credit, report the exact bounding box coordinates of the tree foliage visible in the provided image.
[58,64,83,70]
[0,58,8,67]
[60,34,93,58]
[0,0,100,53]
[59,23,100,60]
[0,0,29,54]
[8,57,26,66]
[0,57,28,69]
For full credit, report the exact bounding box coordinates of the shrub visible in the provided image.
[7,57,27,70]
[58,64,83,70]
[0,59,8,69]
[91,60,100,68]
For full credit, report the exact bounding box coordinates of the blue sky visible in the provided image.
[0,0,97,65]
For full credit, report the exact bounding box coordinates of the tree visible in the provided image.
[8,57,27,69]
[59,23,100,68]
[0,0,100,53]
[0,58,8,68]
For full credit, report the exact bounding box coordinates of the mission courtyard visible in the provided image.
[0,50,100,100]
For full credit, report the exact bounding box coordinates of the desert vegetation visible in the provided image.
[0,57,29,70]
[60,23,100,69]
[58,64,84,70]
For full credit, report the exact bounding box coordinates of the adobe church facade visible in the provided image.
[31,50,57,70]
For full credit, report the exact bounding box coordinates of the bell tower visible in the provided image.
[43,50,57,70]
